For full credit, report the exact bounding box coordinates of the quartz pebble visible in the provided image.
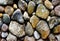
[30,15,39,28]
[34,31,40,39]
[9,21,25,37]
[25,22,34,36]
[24,36,35,41]
[12,9,24,23]
[28,1,35,14]
[36,4,49,19]
[0,6,4,12]
[6,33,17,41]
[36,20,50,39]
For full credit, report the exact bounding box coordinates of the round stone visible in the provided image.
[0,6,4,12]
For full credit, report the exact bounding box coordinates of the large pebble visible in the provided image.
[18,0,27,11]
[6,33,17,41]
[27,1,35,14]
[0,6,4,12]
[36,20,50,39]
[25,22,34,36]
[3,14,10,24]
[9,21,25,37]
[54,5,60,16]
[12,9,24,23]
[36,4,49,19]
[30,15,39,28]
[24,36,35,41]
[34,31,40,39]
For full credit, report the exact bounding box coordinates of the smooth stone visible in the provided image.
[36,4,49,19]
[3,14,10,24]
[23,11,30,20]
[1,32,8,38]
[18,0,27,11]
[54,5,60,16]
[37,39,44,41]
[0,13,3,17]
[0,18,3,28]
[1,24,8,31]
[6,33,17,41]
[1,39,6,41]
[13,4,17,9]
[12,9,24,23]
[24,36,35,41]
[55,35,60,41]
[53,25,60,33]
[30,15,39,28]
[0,6,4,12]
[27,1,35,14]
[5,6,14,16]
[36,20,50,39]
[9,21,25,37]
[32,0,43,4]
[52,0,60,6]
[44,0,54,9]
[25,22,34,36]
[34,31,40,39]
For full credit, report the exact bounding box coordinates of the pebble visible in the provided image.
[0,18,3,28]
[0,13,3,17]
[5,6,14,16]
[6,33,17,41]
[7,0,13,4]
[13,4,17,9]
[1,24,8,31]
[37,39,44,41]
[36,20,50,39]
[1,32,8,38]
[9,21,25,37]
[27,1,35,14]
[50,10,55,16]
[34,31,40,39]
[36,4,49,19]
[24,36,35,41]
[1,39,6,41]
[0,6,4,12]
[11,9,24,23]
[25,22,34,36]
[32,0,43,4]
[54,5,60,16]
[18,0,27,11]
[23,11,30,20]
[44,0,54,9]
[30,15,39,28]
[52,0,60,6]
[3,14,10,24]
[53,25,60,33]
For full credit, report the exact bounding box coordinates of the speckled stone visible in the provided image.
[25,22,34,36]
[36,20,50,39]
[6,33,17,41]
[30,15,39,28]
[27,1,35,14]
[36,4,49,19]
[0,6,4,12]
[9,21,25,37]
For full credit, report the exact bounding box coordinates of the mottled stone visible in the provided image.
[44,0,54,9]
[25,22,34,36]
[54,5,60,16]
[24,36,35,41]
[18,0,27,11]
[37,39,44,41]
[34,31,40,39]
[30,15,39,28]
[3,14,10,24]
[6,33,17,41]
[36,4,49,19]
[5,6,14,16]
[53,25,60,33]
[0,6,4,12]
[9,21,25,37]
[36,20,50,39]
[0,13,3,17]
[13,4,17,9]
[12,9,24,23]
[28,1,35,14]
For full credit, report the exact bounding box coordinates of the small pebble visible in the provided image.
[13,4,17,9]
[0,13,3,17]
[0,6,4,12]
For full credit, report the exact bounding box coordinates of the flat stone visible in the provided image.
[0,6,4,12]
[30,15,39,28]
[9,21,25,37]
[36,20,50,39]
[27,1,35,14]
[24,36,35,41]
[6,33,17,41]
[25,22,34,36]
[36,4,49,19]
[12,9,24,23]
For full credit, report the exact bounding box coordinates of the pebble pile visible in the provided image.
[0,0,60,41]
